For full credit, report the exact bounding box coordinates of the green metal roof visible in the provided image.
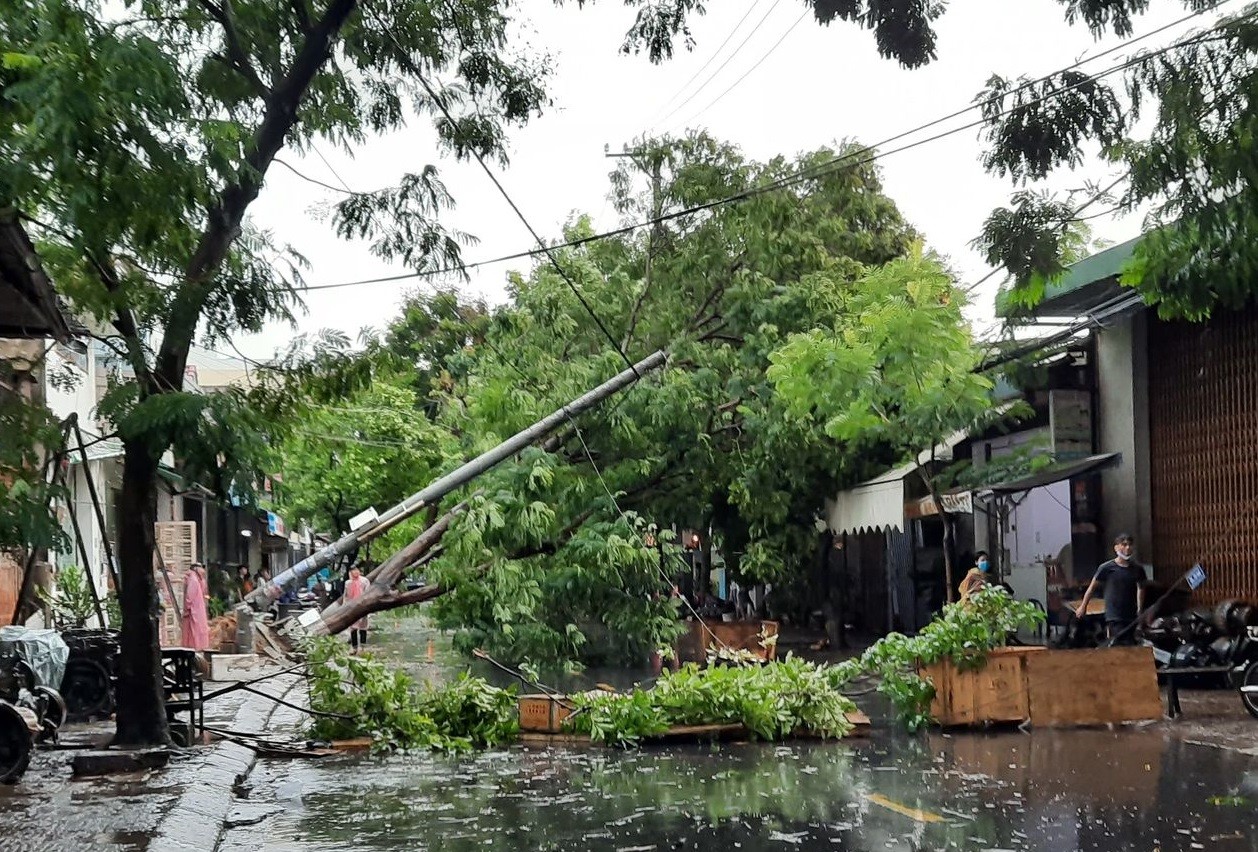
[1029,235,1142,318]
[1044,236,1141,300]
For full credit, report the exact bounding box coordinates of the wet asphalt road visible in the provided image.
[4,613,1255,852]
[215,614,1258,852]
[219,725,1258,852]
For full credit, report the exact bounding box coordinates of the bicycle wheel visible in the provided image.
[1241,659,1258,721]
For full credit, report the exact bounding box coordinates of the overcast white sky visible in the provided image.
[233,0,1224,361]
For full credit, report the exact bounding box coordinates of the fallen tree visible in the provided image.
[246,349,667,614]
[245,352,669,655]
[307,498,592,637]
[309,499,468,636]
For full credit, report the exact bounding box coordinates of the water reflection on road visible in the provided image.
[231,616,1257,851]
[236,729,1257,852]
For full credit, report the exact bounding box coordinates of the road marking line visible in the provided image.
[865,793,945,823]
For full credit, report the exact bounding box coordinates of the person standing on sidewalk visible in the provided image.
[345,566,371,653]
[1074,533,1148,645]
[182,563,210,650]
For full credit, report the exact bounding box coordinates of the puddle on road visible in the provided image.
[233,617,1258,852]
[0,741,182,852]
[231,728,1258,852]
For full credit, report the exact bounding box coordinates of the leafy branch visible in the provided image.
[829,586,1046,731]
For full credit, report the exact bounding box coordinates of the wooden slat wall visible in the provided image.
[1148,306,1258,604]
[154,521,197,646]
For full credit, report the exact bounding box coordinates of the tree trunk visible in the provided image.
[310,500,467,637]
[821,531,849,649]
[361,584,448,615]
[112,439,171,746]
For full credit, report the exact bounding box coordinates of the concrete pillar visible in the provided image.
[1095,311,1153,555]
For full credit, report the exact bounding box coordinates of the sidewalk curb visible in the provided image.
[148,674,302,852]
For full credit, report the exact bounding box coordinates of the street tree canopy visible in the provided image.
[277,376,458,538]
[768,247,998,600]
[278,134,920,668]
[975,2,1258,319]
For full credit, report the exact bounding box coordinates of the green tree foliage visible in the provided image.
[380,135,921,667]
[767,247,997,598]
[305,636,519,752]
[567,656,858,747]
[974,2,1258,319]
[275,135,925,669]
[276,376,456,536]
[376,289,490,418]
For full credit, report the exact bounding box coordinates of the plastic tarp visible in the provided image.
[0,626,69,689]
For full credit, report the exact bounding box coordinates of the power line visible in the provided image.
[311,143,354,193]
[566,415,732,649]
[361,2,637,375]
[653,0,786,130]
[302,1,1237,294]
[671,7,809,131]
[273,158,357,195]
[641,0,771,131]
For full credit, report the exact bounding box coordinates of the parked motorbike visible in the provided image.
[0,651,66,783]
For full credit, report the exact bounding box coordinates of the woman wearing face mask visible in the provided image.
[958,551,993,602]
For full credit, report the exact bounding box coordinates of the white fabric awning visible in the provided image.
[826,403,1019,534]
[826,460,919,535]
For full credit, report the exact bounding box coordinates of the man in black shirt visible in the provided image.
[1075,532,1148,644]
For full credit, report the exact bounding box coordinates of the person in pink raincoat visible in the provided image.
[182,563,210,651]
[345,566,371,653]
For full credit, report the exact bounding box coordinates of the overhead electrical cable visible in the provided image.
[642,0,771,130]
[299,1,1237,294]
[650,0,787,129]
[362,1,637,373]
[670,7,810,130]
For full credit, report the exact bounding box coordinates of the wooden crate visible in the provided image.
[923,646,1045,726]
[1024,646,1163,726]
[921,645,1162,728]
[154,521,196,647]
[518,694,574,733]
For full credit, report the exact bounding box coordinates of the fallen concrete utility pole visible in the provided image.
[243,349,667,611]
[304,498,467,637]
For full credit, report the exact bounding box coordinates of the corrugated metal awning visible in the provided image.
[824,416,1003,535]
[68,437,124,463]
[977,452,1121,496]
